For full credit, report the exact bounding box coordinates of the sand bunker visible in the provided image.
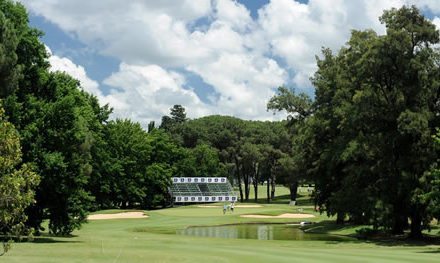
[240,213,315,219]
[88,212,148,220]
[197,205,263,208]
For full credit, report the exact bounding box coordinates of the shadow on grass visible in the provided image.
[417,249,440,253]
[32,237,82,244]
[301,220,440,247]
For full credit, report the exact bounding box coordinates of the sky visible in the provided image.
[19,0,440,126]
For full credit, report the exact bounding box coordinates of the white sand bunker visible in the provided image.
[197,204,263,208]
[240,213,315,219]
[88,212,148,220]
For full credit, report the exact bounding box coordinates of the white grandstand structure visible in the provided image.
[170,177,237,203]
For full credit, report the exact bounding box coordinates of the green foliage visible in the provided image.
[0,0,106,235]
[268,87,313,122]
[306,6,439,237]
[26,73,99,235]
[0,10,20,97]
[90,120,184,209]
[267,86,314,202]
[168,115,291,202]
[160,104,187,131]
[0,102,39,255]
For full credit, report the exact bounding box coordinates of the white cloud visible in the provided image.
[188,52,286,118]
[22,0,440,124]
[416,0,440,13]
[102,63,211,124]
[257,0,412,88]
[433,17,440,30]
[46,47,211,125]
[46,46,103,100]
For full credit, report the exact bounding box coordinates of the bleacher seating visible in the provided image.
[170,177,236,202]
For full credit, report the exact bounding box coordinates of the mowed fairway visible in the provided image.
[4,201,440,263]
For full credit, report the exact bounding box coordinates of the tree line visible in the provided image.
[160,110,300,203]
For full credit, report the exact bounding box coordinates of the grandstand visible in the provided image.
[171,177,238,203]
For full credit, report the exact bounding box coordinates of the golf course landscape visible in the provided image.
[4,189,440,263]
[2,1,440,262]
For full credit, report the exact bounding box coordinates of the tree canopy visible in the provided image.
[300,6,439,238]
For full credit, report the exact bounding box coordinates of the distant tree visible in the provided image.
[147,121,155,133]
[160,105,188,131]
[170,105,187,123]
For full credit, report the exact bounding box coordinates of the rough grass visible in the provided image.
[3,187,440,262]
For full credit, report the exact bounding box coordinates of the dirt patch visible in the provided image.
[197,205,263,208]
[88,212,148,220]
[240,213,315,219]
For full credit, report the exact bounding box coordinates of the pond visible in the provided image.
[177,224,354,241]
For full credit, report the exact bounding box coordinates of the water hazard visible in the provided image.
[177,224,353,241]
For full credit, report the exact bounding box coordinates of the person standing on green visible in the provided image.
[223,203,227,214]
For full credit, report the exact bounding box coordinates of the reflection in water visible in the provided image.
[177,224,352,241]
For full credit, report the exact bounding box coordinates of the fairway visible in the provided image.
[4,202,440,263]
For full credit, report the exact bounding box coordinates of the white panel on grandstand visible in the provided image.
[170,177,238,203]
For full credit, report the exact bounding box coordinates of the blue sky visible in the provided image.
[21,0,440,125]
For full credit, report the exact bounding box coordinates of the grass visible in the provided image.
[3,187,440,263]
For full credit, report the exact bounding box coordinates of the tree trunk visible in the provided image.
[409,209,423,239]
[391,214,406,235]
[336,212,345,224]
[266,178,271,203]
[253,163,259,203]
[235,156,244,202]
[238,178,243,202]
[289,181,298,202]
[244,174,250,201]
[254,181,258,202]
[270,175,276,199]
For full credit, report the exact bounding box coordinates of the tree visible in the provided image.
[170,105,187,123]
[0,10,20,98]
[0,102,39,255]
[309,6,440,237]
[160,105,187,131]
[0,0,110,235]
[90,120,186,209]
[26,73,99,235]
[268,87,313,203]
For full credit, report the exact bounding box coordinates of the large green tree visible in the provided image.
[309,6,440,237]
[0,0,108,235]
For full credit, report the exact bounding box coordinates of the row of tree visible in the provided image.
[161,110,302,203]
[269,6,440,238]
